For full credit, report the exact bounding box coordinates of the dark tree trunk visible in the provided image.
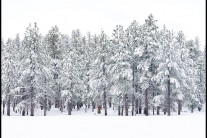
[139,89,142,114]
[30,103,34,116]
[132,94,135,116]
[167,74,171,116]
[44,95,47,116]
[55,98,59,108]
[60,100,64,113]
[153,92,155,115]
[131,62,135,116]
[98,105,101,114]
[164,108,166,115]
[125,94,128,116]
[135,99,138,114]
[191,105,194,113]
[13,101,15,112]
[48,101,51,111]
[26,107,28,115]
[85,104,87,112]
[92,101,95,112]
[109,97,111,108]
[178,100,181,115]
[76,102,78,111]
[139,106,142,114]
[102,53,107,116]
[30,87,35,116]
[135,84,138,115]
[121,105,124,116]
[3,101,5,115]
[153,107,155,115]
[104,88,107,116]
[7,96,10,116]
[157,106,160,115]
[68,101,72,115]
[118,105,120,116]
[144,88,148,116]
[22,109,25,116]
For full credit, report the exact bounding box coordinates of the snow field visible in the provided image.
[2,108,205,138]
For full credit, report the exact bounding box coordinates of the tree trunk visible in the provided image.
[85,104,87,112]
[92,101,95,112]
[102,54,107,116]
[98,105,101,114]
[48,101,51,111]
[139,89,142,114]
[30,102,34,116]
[68,101,72,115]
[26,107,28,115]
[118,105,120,116]
[121,105,124,116]
[30,87,35,116]
[157,106,160,115]
[135,99,138,114]
[60,100,64,113]
[22,109,25,116]
[144,88,148,116]
[167,74,171,116]
[178,100,181,115]
[13,101,16,112]
[135,85,138,115]
[109,97,111,108]
[132,94,135,116]
[125,94,128,116]
[67,101,70,115]
[191,105,194,113]
[3,101,5,115]
[44,95,47,116]
[104,88,107,116]
[152,92,155,115]
[76,102,78,111]
[153,107,155,115]
[7,96,10,116]
[131,62,135,116]
[56,94,60,108]
[164,107,166,115]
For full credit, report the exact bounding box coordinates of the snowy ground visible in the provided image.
[2,106,206,138]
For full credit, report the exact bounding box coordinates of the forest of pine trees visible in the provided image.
[1,14,206,116]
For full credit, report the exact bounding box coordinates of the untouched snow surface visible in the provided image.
[2,107,206,138]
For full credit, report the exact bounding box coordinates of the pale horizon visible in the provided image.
[2,0,206,50]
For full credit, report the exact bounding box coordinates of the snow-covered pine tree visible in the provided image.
[37,35,54,116]
[60,31,82,115]
[44,26,63,109]
[2,39,16,116]
[94,31,111,115]
[153,26,190,116]
[184,38,204,112]
[18,23,52,116]
[125,21,141,116]
[88,34,102,112]
[81,33,96,112]
[110,25,132,116]
[137,14,159,116]
[1,39,6,115]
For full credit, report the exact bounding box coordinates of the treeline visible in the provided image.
[1,14,206,116]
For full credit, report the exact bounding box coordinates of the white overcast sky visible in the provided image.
[2,0,206,50]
